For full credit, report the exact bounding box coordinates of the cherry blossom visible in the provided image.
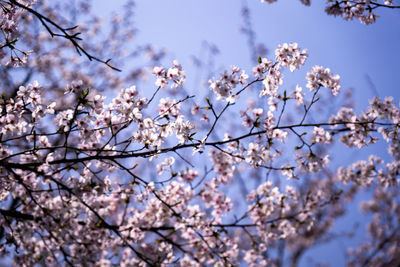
[0,1,399,266]
[260,0,400,24]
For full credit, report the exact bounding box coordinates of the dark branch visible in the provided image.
[8,0,121,71]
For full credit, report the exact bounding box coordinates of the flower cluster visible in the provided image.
[313,126,332,143]
[245,142,271,167]
[152,60,186,88]
[252,57,273,77]
[208,65,248,103]
[325,0,379,25]
[260,64,283,97]
[257,43,307,99]
[201,178,233,222]
[178,169,198,183]
[260,0,397,24]
[337,155,399,187]
[0,0,36,66]
[306,65,341,96]
[208,149,237,183]
[274,42,308,72]
[329,96,400,152]
[158,97,181,118]
[246,181,322,243]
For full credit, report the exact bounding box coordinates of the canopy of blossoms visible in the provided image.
[0,0,399,266]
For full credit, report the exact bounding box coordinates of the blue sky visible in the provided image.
[128,0,400,97]
[93,1,400,265]
[93,0,400,104]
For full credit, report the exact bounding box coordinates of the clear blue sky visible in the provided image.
[93,0,400,103]
[93,1,400,265]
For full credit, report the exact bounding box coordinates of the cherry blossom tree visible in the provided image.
[0,0,399,266]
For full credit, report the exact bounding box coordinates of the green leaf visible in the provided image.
[83,87,90,97]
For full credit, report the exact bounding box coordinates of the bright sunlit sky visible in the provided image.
[91,1,400,265]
